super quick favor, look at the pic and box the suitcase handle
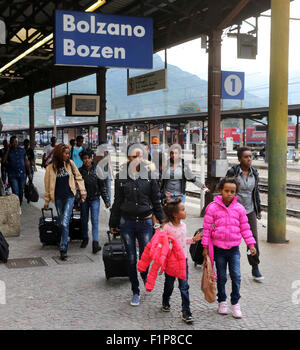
[106,230,126,256]
[42,208,54,220]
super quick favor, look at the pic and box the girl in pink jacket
[162,198,202,324]
[202,177,257,319]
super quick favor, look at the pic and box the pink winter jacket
[202,195,256,250]
[137,229,186,292]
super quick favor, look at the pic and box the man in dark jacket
[109,144,164,306]
[226,146,264,282]
[79,149,110,254]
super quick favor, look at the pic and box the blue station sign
[55,10,153,69]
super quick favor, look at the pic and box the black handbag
[0,232,9,263]
[24,180,39,203]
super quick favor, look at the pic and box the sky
[157,0,300,81]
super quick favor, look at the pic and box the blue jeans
[214,246,241,305]
[9,175,26,205]
[81,199,100,241]
[120,217,153,295]
[163,259,190,313]
[55,196,75,252]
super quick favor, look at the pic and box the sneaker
[218,301,228,315]
[161,300,171,312]
[182,310,194,324]
[252,267,264,282]
[130,294,140,306]
[231,303,242,319]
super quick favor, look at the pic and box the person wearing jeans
[55,195,75,253]
[109,143,164,307]
[79,149,110,254]
[44,143,86,260]
[119,216,153,296]
[2,136,32,208]
[214,246,241,306]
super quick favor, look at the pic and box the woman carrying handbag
[44,143,86,260]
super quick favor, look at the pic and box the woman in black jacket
[79,149,110,254]
[109,143,164,307]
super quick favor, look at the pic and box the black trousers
[246,211,260,267]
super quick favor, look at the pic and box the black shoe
[161,300,171,312]
[92,241,101,254]
[60,250,68,261]
[182,310,194,324]
[80,238,89,248]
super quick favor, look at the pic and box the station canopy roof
[0,0,271,105]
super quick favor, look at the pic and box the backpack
[0,232,9,263]
[24,181,39,203]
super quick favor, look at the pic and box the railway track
[185,190,300,219]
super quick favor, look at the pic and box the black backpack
[0,232,9,263]
[189,228,204,267]
[25,181,39,203]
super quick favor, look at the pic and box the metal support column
[295,115,299,149]
[29,93,35,149]
[205,29,222,209]
[97,68,107,144]
[267,0,290,243]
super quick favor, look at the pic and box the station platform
[0,168,300,330]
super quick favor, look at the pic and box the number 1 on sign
[231,78,236,92]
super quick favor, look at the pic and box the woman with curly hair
[44,143,86,260]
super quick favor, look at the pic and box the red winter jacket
[137,229,186,292]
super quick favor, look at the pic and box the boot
[80,237,89,248]
[92,241,101,254]
[60,250,68,261]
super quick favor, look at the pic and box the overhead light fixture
[0,0,106,74]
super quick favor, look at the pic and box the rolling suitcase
[102,231,128,280]
[69,209,84,241]
[39,208,61,246]
[189,228,204,267]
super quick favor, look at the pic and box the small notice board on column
[127,69,167,95]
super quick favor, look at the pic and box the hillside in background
[0,54,281,130]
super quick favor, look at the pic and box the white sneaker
[231,303,243,318]
[218,301,228,315]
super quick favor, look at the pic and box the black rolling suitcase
[102,231,128,280]
[189,228,204,267]
[39,208,61,246]
[69,210,84,241]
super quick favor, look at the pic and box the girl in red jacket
[202,177,257,319]
[162,198,202,324]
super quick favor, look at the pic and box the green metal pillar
[267,0,290,243]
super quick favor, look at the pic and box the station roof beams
[0,0,271,105]
[3,104,300,134]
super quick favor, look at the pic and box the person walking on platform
[79,149,110,254]
[161,198,202,324]
[70,135,85,169]
[23,139,36,180]
[2,136,32,208]
[202,177,257,319]
[109,143,164,307]
[0,139,8,184]
[226,146,264,282]
[44,143,86,261]
[160,144,208,204]
[42,136,56,168]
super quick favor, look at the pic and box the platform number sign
[221,71,244,100]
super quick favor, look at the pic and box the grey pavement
[1,168,300,330]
